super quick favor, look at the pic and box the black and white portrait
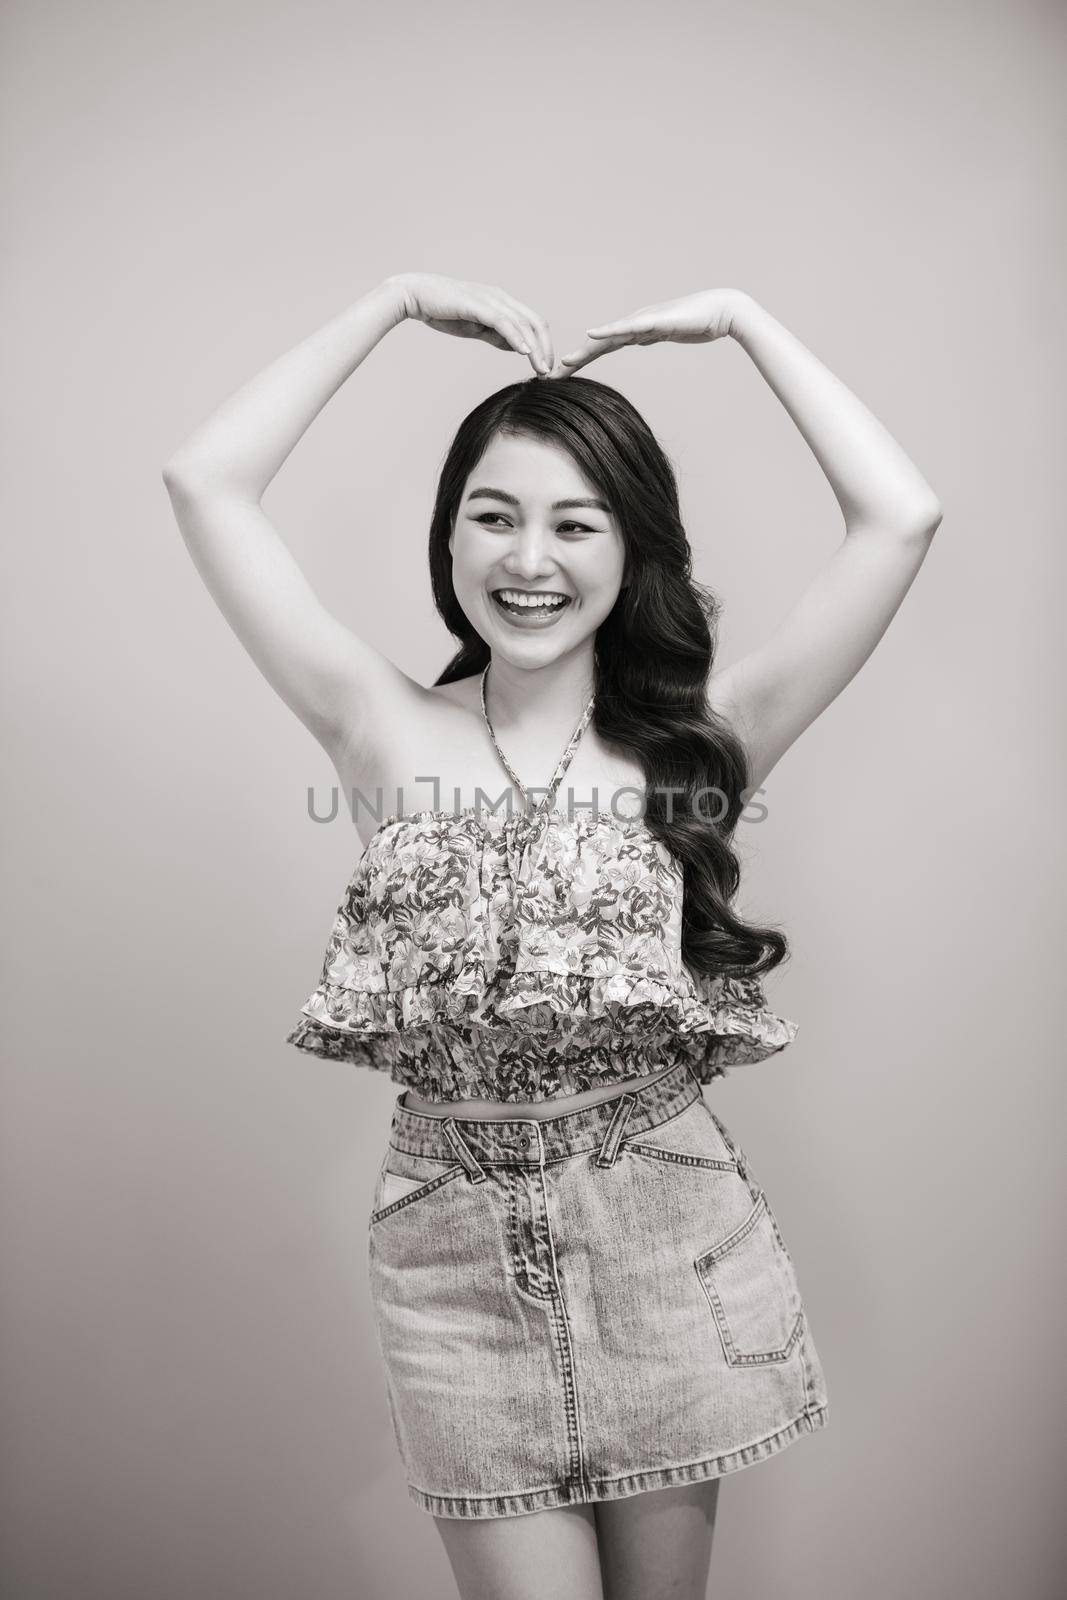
[3,3,1062,1597]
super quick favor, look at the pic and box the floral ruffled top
[286,682,798,1103]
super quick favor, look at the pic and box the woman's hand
[386,272,554,376]
[553,289,750,377]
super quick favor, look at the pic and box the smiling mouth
[490,588,573,615]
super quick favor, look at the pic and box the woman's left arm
[711,292,943,788]
[558,289,944,789]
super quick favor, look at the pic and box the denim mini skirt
[366,1060,829,1519]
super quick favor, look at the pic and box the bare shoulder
[328,662,479,825]
[426,676,477,711]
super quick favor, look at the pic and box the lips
[489,588,573,625]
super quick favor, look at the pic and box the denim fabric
[367,1060,829,1519]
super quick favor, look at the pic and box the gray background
[3,0,1064,1595]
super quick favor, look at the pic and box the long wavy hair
[427,375,788,980]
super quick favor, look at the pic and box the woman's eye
[474,513,592,534]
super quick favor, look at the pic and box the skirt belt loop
[441,1117,488,1184]
[595,1093,638,1169]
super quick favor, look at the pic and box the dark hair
[428,375,788,980]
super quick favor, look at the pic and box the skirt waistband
[388,1059,703,1170]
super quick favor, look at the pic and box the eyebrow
[466,486,613,515]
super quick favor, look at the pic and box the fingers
[498,293,554,374]
[556,307,674,375]
[489,311,545,373]
[588,294,672,333]
[526,312,556,375]
[586,311,660,338]
[557,349,606,376]
[488,307,537,365]
[556,333,629,375]
[559,313,644,369]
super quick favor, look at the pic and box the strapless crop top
[285,805,799,1103]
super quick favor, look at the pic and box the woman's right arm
[161,278,416,759]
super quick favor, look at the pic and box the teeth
[495,590,570,609]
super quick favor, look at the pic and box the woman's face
[448,431,627,665]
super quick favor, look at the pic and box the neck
[484,650,595,735]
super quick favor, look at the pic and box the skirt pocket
[621,1096,740,1172]
[370,1144,466,1227]
[694,1191,805,1367]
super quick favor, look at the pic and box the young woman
[163,273,941,1600]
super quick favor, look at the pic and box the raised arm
[708,292,944,789]
[161,280,416,757]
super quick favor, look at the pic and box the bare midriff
[402,1059,682,1121]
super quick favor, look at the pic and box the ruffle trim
[497,966,797,1051]
[286,964,797,1070]
[283,1016,751,1099]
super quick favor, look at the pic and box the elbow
[910,498,944,538]
[162,455,195,492]
[906,482,944,534]
[846,498,944,543]
[886,497,945,540]
[161,455,220,502]
[162,456,256,503]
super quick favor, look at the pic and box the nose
[502,531,560,582]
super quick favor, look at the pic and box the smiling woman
[449,434,628,638]
[163,268,939,1596]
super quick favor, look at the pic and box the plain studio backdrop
[2,1,1064,1596]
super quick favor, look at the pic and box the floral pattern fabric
[286,807,799,1103]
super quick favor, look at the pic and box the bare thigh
[433,1504,604,1600]
[596,1480,721,1600]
